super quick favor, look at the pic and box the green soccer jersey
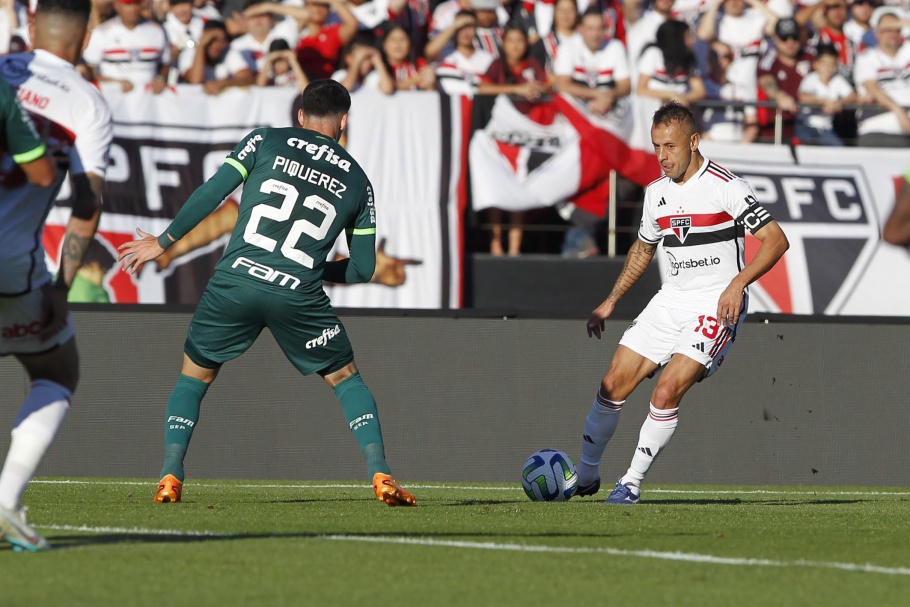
[215,127,376,296]
[0,78,46,165]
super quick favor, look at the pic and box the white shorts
[619,297,745,379]
[0,287,75,356]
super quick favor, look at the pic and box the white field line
[31,523,910,577]
[29,480,910,497]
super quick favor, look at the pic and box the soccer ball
[521,449,578,502]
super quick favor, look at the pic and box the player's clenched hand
[586,299,616,339]
[716,282,744,328]
[39,283,69,342]
[118,228,166,275]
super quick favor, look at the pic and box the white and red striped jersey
[637,46,699,95]
[435,48,494,96]
[717,10,767,60]
[0,50,113,296]
[553,33,629,90]
[853,43,910,135]
[82,17,171,86]
[639,158,773,312]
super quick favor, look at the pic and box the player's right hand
[586,300,615,339]
[118,228,166,275]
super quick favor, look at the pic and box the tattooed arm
[40,171,102,341]
[586,238,657,339]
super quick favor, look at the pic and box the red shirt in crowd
[296,24,344,80]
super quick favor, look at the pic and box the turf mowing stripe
[40,524,230,537]
[33,523,910,576]
[321,535,910,577]
[29,480,910,497]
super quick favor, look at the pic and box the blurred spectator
[477,23,548,256]
[256,38,309,89]
[624,0,674,82]
[636,19,705,106]
[853,6,910,146]
[0,0,27,55]
[233,1,301,74]
[380,21,436,90]
[179,19,255,93]
[797,0,856,79]
[669,0,711,25]
[529,0,578,78]
[384,0,432,57]
[193,0,223,20]
[700,40,760,142]
[294,0,360,79]
[697,0,779,53]
[82,0,171,94]
[845,0,877,48]
[553,7,630,116]
[163,0,205,84]
[757,17,813,141]
[797,43,857,144]
[332,35,395,92]
[426,0,508,60]
[434,10,495,95]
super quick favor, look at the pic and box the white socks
[577,393,624,485]
[0,380,70,511]
[621,403,679,491]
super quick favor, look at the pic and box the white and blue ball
[521,449,578,502]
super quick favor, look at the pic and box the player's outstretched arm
[716,220,789,326]
[587,238,657,339]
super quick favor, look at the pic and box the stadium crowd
[2,0,909,254]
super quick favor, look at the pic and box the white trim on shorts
[0,287,75,356]
[619,295,745,380]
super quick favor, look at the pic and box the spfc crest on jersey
[670,217,691,243]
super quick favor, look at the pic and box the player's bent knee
[651,382,685,409]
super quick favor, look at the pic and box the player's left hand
[716,283,744,328]
[38,282,69,342]
[118,228,166,275]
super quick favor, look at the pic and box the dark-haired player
[119,79,416,508]
[0,0,113,551]
[575,102,789,504]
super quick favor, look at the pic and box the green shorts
[184,274,354,375]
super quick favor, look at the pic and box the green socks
[333,372,391,478]
[160,374,209,481]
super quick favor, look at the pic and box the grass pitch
[3,479,909,606]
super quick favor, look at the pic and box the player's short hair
[652,101,699,137]
[35,0,92,20]
[300,79,351,118]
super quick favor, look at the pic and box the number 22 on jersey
[243,178,336,269]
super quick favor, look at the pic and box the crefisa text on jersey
[269,137,351,200]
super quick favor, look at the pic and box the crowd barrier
[1,309,907,486]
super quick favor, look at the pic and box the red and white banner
[469,94,660,217]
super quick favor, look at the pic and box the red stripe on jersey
[705,167,731,182]
[707,160,735,180]
[656,212,733,230]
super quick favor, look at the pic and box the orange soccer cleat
[153,474,183,503]
[372,473,416,507]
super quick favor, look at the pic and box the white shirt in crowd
[638,45,697,96]
[435,48,494,96]
[230,19,299,73]
[853,43,910,135]
[798,71,855,130]
[163,12,205,54]
[717,9,767,60]
[178,45,250,81]
[626,9,667,82]
[553,33,630,90]
[82,17,171,87]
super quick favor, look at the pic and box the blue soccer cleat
[0,506,50,552]
[604,479,640,505]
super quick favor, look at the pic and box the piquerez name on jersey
[639,159,773,309]
[215,127,375,296]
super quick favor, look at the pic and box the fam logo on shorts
[670,217,691,243]
[306,325,342,349]
[729,163,879,314]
